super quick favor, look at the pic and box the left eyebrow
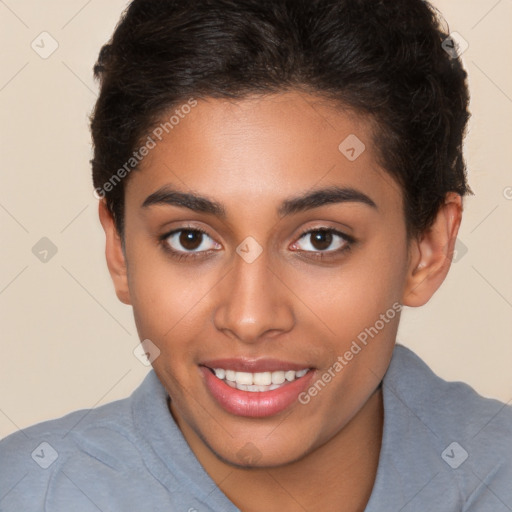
[278,185,377,217]
[141,184,377,217]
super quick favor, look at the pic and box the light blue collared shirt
[1,344,511,511]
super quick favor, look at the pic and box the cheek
[295,235,407,337]
[126,223,408,359]
[353,225,409,303]
[128,253,219,359]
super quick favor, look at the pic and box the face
[116,91,413,467]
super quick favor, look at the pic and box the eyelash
[158,226,355,262]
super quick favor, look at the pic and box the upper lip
[200,358,313,373]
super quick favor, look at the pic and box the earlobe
[402,192,462,307]
[98,200,132,305]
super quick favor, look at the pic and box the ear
[98,200,132,305]
[402,192,463,307]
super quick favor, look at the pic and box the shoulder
[380,344,512,510]
[388,344,512,443]
[0,376,149,511]
[0,391,139,461]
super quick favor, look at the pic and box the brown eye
[293,228,351,254]
[163,228,220,255]
[179,230,204,251]
[309,230,333,251]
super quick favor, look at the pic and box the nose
[213,249,295,344]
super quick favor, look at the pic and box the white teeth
[235,371,253,385]
[214,368,226,380]
[284,370,296,382]
[253,372,272,386]
[271,371,285,385]
[211,367,309,391]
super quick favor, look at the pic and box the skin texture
[99,90,462,511]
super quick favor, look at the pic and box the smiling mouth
[199,361,317,417]
[204,366,312,392]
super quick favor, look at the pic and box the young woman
[1,1,510,510]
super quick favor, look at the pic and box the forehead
[125,91,402,219]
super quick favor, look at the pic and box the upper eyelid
[162,226,349,239]
[162,226,352,251]
[294,228,353,249]
[298,227,350,238]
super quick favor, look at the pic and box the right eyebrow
[141,184,377,218]
[142,186,227,218]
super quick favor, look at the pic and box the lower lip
[200,366,315,418]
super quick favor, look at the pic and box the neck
[170,385,384,512]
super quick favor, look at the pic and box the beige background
[0,0,511,439]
